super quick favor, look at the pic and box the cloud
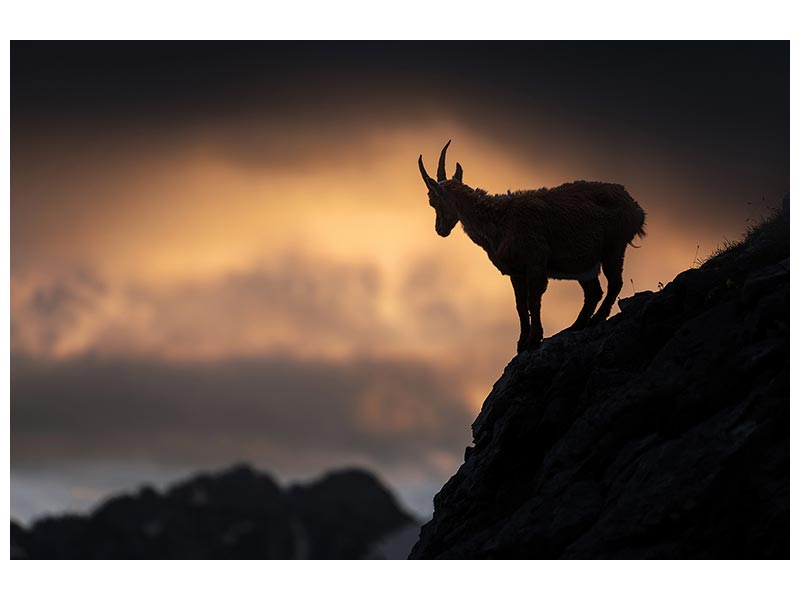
[10,249,525,379]
[11,352,473,472]
[11,254,389,360]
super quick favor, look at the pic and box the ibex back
[419,141,646,352]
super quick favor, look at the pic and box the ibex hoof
[518,337,542,353]
[587,314,608,328]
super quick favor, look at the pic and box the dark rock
[741,262,789,305]
[10,521,30,559]
[12,465,416,560]
[410,208,788,559]
[617,291,654,315]
[288,469,415,559]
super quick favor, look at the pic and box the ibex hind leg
[588,246,626,327]
[566,277,603,331]
[511,275,531,354]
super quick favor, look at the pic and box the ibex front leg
[511,275,530,354]
[524,268,548,351]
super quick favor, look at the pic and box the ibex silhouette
[419,141,646,352]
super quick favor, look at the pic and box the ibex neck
[448,188,500,252]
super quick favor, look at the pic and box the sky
[10,41,789,522]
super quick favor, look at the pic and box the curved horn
[454,162,463,182]
[418,155,433,183]
[419,155,443,195]
[437,140,451,181]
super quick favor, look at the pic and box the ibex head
[419,140,464,237]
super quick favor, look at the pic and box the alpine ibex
[418,141,646,352]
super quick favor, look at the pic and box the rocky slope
[411,208,789,559]
[11,465,416,559]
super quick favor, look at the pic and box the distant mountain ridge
[11,465,417,559]
[411,205,789,559]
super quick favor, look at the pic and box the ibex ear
[454,162,463,182]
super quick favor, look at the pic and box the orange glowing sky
[11,123,777,388]
[10,41,788,520]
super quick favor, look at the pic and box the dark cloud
[12,42,788,179]
[12,42,788,135]
[11,270,108,355]
[11,352,473,470]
